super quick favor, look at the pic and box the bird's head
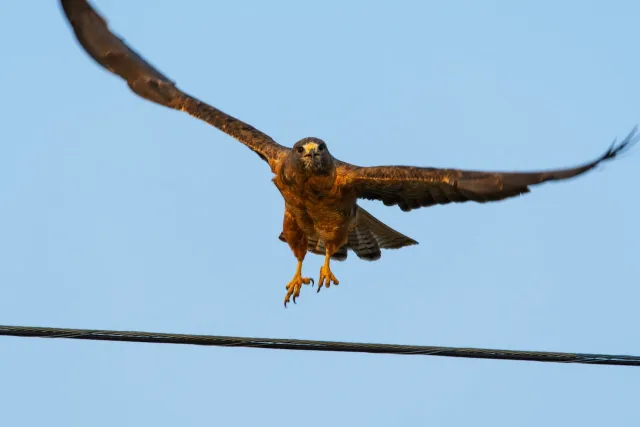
[290,137,334,174]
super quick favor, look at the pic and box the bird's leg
[317,249,340,292]
[284,260,314,307]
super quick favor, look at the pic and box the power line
[0,324,638,366]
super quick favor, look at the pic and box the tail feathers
[278,206,417,262]
[349,207,418,261]
[348,224,381,261]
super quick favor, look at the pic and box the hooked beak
[303,142,319,158]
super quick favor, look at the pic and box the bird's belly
[273,176,356,242]
[288,198,355,242]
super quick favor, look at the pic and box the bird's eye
[318,144,325,151]
[296,146,304,154]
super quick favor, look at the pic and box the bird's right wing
[60,0,289,170]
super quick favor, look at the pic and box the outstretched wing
[342,127,638,212]
[60,0,289,170]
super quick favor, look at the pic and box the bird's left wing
[60,0,289,170]
[340,127,637,212]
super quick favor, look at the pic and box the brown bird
[60,0,637,306]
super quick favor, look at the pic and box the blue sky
[1,0,639,425]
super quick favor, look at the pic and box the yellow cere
[303,142,318,152]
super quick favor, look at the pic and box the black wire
[0,324,638,366]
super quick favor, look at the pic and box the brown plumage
[279,207,416,262]
[60,0,637,306]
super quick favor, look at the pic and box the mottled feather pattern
[278,206,417,261]
[60,0,289,170]
[340,126,638,211]
[62,0,637,302]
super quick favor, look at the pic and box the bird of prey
[61,0,637,306]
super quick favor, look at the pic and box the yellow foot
[317,264,339,293]
[284,274,314,307]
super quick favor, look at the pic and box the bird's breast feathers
[273,171,355,231]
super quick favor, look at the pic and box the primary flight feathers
[60,0,637,211]
[60,0,636,305]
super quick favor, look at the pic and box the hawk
[61,0,637,306]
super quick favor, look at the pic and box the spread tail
[347,206,418,261]
[278,206,417,261]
